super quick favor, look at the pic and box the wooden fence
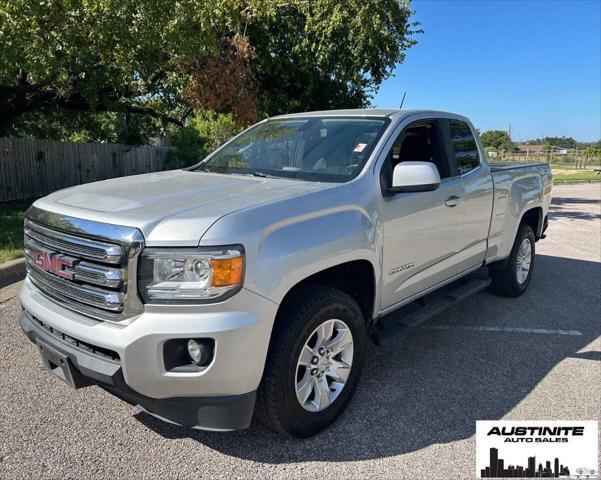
[0,138,179,202]
[488,148,601,168]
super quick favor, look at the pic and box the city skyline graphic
[480,447,571,478]
[476,421,598,480]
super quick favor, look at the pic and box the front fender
[253,206,378,303]
[199,182,381,306]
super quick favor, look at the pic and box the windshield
[193,116,389,182]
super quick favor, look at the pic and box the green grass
[0,201,32,263]
[551,167,601,184]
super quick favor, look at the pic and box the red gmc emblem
[32,249,77,280]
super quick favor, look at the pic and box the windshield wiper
[250,171,270,178]
[245,171,288,179]
[191,164,212,173]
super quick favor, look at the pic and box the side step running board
[372,276,491,345]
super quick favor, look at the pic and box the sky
[373,0,601,142]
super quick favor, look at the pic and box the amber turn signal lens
[210,256,244,287]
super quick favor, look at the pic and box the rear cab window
[449,120,480,175]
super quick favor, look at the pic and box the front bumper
[19,278,278,430]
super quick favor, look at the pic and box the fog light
[187,339,203,364]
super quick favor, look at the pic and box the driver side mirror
[388,161,441,194]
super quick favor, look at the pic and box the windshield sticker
[354,143,367,152]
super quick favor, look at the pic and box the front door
[380,120,466,311]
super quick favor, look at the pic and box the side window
[449,120,480,175]
[380,121,451,193]
[388,122,449,179]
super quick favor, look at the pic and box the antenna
[399,91,407,109]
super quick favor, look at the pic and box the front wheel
[490,224,536,297]
[255,285,367,437]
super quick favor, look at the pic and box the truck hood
[33,170,328,245]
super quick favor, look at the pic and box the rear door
[446,119,494,268]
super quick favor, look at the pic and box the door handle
[445,196,461,207]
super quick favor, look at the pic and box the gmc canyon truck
[20,109,552,437]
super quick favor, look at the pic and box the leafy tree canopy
[522,136,579,149]
[168,111,242,167]
[480,130,513,151]
[540,136,577,149]
[0,0,419,140]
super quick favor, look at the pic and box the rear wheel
[256,285,367,437]
[490,224,536,297]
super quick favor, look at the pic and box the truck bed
[489,162,549,171]
[486,161,553,265]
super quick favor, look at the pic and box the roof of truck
[272,108,461,119]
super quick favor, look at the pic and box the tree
[7,108,163,144]
[184,1,420,122]
[0,0,221,135]
[540,136,577,149]
[246,0,419,116]
[168,111,243,167]
[1,0,419,140]
[480,130,513,151]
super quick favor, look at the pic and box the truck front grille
[24,223,122,263]
[24,210,144,322]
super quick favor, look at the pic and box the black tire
[255,285,367,438]
[490,224,536,297]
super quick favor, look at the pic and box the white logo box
[476,420,598,479]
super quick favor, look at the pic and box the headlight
[138,246,244,303]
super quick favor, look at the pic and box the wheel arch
[275,259,377,327]
[520,206,544,240]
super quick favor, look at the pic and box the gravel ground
[1,184,599,479]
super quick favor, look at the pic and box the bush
[168,111,243,168]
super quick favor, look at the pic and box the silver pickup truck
[20,109,552,437]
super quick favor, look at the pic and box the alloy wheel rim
[516,237,532,285]
[295,319,354,412]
